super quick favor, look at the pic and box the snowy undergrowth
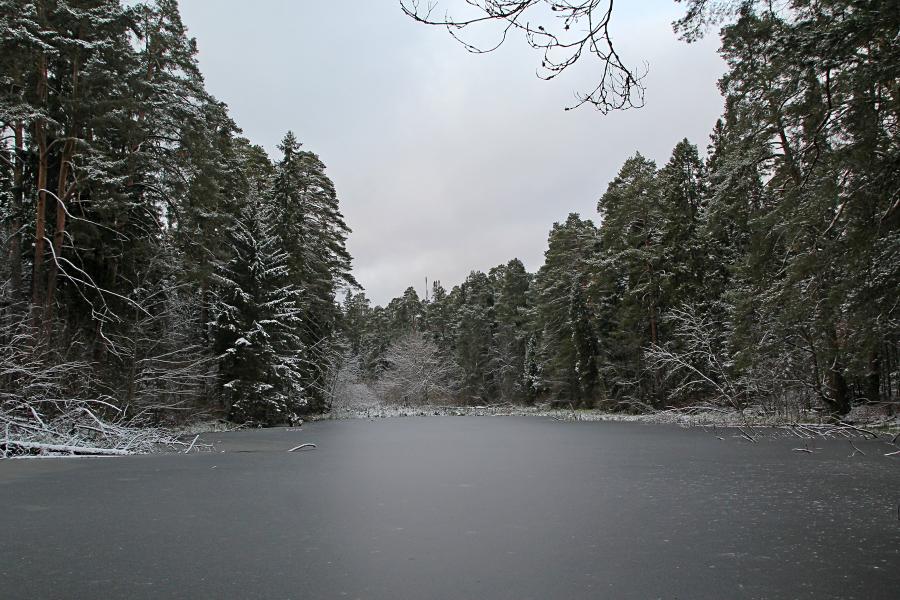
[169,419,245,436]
[325,385,900,434]
[0,398,218,458]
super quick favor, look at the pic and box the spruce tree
[271,131,357,411]
[212,189,305,425]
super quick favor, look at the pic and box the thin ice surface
[1,418,898,599]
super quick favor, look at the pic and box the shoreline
[320,403,900,432]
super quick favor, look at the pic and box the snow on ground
[325,382,900,433]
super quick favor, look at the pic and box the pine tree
[707,3,900,413]
[531,213,600,405]
[453,271,497,402]
[490,259,530,402]
[388,286,423,333]
[422,280,454,353]
[655,139,706,316]
[593,155,664,405]
[341,290,372,356]
[569,271,599,402]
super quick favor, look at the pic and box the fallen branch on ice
[184,434,200,454]
[835,421,879,439]
[288,443,317,452]
[1,400,193,458]
[1,439,131,456]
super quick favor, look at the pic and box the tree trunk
[9,121,24,295]
[31,7,49,317]
[866,351,881,404]
[44,24,82,326]
[199,269,209,344]
[826,363,851,415]
[769,99,803,187]
[824,323,851,415]
[645,233,659,346]
[43,139,75,325]
[32,118,48,310]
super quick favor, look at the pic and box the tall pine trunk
[9,121,24,295]
[826,364,850,415]
[44,25,82,326]
[32,118,48,311]
[31,5,49,319]
[866,351,881,405]
[43,138,75,325]
[825,326,850,415]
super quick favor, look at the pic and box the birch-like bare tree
[376,332,460,406]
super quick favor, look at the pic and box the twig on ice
[738,427,757,443]
[884,449,900,457]
[836,421,879,439]
[784,426,805,439]
[184,434,200,454]
[849,440,866,457]
[288,443,317,452]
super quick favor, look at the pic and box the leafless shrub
[645,305,745,409]
[0,299,204,457]
[646,304,811,417]
[375,332,460,406]
[104,280,217,419]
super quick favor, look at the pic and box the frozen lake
[2,417,899,599]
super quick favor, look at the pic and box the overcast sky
[178,0,727,306]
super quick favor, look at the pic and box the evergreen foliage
[0,0,356,427]
[211,190,305,424]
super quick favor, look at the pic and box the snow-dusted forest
[0,0,356,454]
[1,0,898,456]
[345,1,899,420]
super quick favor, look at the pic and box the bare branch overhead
[399,0,647,112]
